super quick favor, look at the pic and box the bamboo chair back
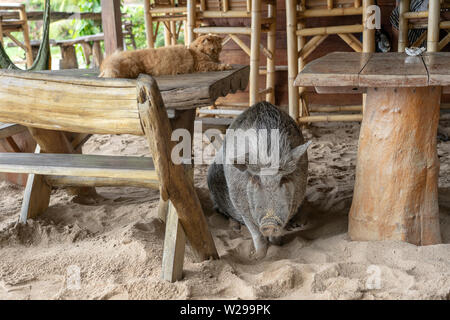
[286,0,375,124]
[190,0,277,111]
[144,0,188,48]
[0,4,33,68]
[397,0,450,52]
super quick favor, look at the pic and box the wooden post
[249,0,262,106]
[161,200,186,282]
[349,87,442,245]
[398,0,410,52]
[144,0,154,48]
[59,45,79,69]
[0,17,3,45]
[137,74,218,262]
[19,145,51,223]
[286,0,299,120]
[92,41,104,68]
[18,4,33,68]
[101,0,123,56]
[187,0,196,45]
[427,0,440,52]
[266,1,276,104]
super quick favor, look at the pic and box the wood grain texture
[359,53,428,87]
[0,66,249,135]
[349,87,442,245]
[295,52,450,88]
[294,52,372,87]
[0,153,158,181]
[137,74,218,262]
[422,52,450,87]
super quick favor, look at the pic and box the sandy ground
[0,121,449,300]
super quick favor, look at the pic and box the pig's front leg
[243,216,268,259]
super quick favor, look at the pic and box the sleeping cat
[99,35,232,78]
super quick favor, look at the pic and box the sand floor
[0,121,449,300]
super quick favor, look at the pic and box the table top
[0,65,249,110]
[294,52,450,88]
[0,65,249,135]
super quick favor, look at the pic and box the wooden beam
[137,74,218,262]
[101,0,123,56]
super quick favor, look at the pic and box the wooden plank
[161,201,186,282]
[46,176,160,189]
[0,123,27,140]
[0,153,158,181]
[422,52,450,87]
[359,53,428,87]
[101,0,123,56]
[294,52,372,87]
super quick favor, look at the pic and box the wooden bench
[54,34,104,69]
[0,65,249,281]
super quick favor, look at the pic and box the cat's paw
[220,63,233,71]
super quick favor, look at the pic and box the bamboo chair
[0,74,218,282]
[144,0,192,47]
[286,0,376,123]
[187,0,277,108]
[397,0,450,112]
[0,3,33,68]
[398,0,450,52]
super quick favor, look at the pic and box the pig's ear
[290,141,312,162]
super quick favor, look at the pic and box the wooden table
[0,65,249,281]
[295,52,450,246]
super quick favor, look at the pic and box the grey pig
[207,102,311,259]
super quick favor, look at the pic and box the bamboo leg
[19,145,51,223]
[362,0,375,115]
[398,0,410,52]
[144,0,154,48]
[266,2,276,104]
[249,0,262,106]
[362,0,375,53]
[427,0,440,52]
[164,22,171,46]
[161,200,186,282]
[349,87,442,245]
[187,0,196,45]
[286,0,299,120]
[170,20,177,45]
[0,17,3,45]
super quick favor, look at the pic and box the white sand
[0,122,449,300]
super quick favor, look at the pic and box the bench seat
[0,153,158,183]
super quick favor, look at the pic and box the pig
[207,101,311,259]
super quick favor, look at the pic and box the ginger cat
[99,35,232,78]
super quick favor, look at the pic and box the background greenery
[3,0,179,68]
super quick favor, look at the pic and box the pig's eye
[250,174,261,186]
[280,176,290,186]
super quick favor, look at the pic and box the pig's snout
[260,223,281,237]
